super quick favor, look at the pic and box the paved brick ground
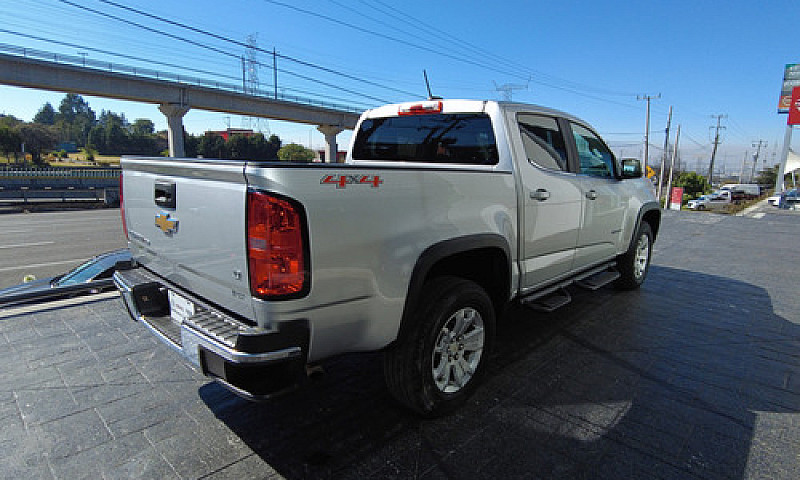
[2,208,799,479]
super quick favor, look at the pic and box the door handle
[530,189,550,201]
[154,180,176,208]
[585,190,598,200]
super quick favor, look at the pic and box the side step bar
[524,288,572,312]
[520,262,618,312]
[575,270,620,291]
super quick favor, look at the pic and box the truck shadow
[200,265,800,479]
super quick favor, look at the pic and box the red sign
[669,187,684,211]
[789,87,800,125]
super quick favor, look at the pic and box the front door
[568,122,628,267]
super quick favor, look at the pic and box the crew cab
[114,99,660,415]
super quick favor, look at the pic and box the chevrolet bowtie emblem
[155,213,179,234]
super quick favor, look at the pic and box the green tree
[198,133,226,158]
[15,123,58,164]
[755,164,778,188]
[83,145,98,162]
[55,94,96,146]
[673,171,710,198]
[33,102,56,125]
[0,114,22,129]
[277,143,315,162]
[0,125,21,161]
[265,134,282,160]
[131,118,155,137]
[226,134,251,159]
[58,93,94,123]
[87,125,105,153]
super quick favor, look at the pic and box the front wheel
[615,222,653,290]
[384,277,495,417]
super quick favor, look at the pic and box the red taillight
[398,100,443,116]
[119,172,128,240]
[247,191,308,299]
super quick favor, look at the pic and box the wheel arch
[396,234,512,342]
[633,202,661,247]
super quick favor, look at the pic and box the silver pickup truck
[114,99,660,416]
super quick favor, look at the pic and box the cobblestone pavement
[2,209,799,479]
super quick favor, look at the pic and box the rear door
[121,157,253,319]
[511,112,583,290]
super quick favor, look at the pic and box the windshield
[54,251,126,286]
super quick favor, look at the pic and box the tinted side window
[352,114,498,165]
[570,123,615,178]
[517,114,568,171]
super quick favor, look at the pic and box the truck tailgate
[121,157,253,320]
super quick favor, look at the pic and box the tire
[697,205,705,211]
[615,222,653,290]
[384,276,495,417]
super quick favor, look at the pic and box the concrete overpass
[0,52,362,160]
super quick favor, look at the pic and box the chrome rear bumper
[113,267,309,400]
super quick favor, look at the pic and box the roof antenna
[423,70,442,100]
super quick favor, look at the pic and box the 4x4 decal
[321,174,383,189]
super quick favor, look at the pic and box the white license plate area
[168,290,195,324]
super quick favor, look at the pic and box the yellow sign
[646,166,656,179]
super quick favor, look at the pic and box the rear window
[352,113,498,165]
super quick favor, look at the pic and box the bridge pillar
[159,104,190,158]
[317,125,344,163]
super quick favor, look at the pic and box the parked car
[779,189,800,209]
[0,249,131,307]
[767,192,782,206]
[687,192,729,210]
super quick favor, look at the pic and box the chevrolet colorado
[114,99,660,415]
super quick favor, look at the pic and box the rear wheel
[384,276,495,416]
[615,222,653,290]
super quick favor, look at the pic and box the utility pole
[664,125,681,210]
[739,150,748,183]
[706,114,727,186]
[657,106,673,200]
[750,139,767,183]
[638,94,660,170]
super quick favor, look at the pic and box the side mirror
[620,158,642,179]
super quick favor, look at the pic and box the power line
[54,0,398,103]
[360,0,638,97]
[258,0,642,107]
[0,28,242,84]
[95,0,420,99]
[45,0,646,110]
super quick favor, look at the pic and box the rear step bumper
[113,267,309,401]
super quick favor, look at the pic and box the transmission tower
[493,77,530,101]
[242,34,270,135]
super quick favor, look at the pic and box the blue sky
[0,0,797,174]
